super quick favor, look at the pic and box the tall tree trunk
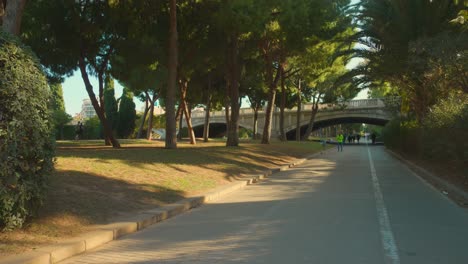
[224,70,230,139]
[262,87,276,144]
[97,71,111,145]
[413,83,431,126]
[165,0,178,149]
[279,66,286,141]
[253,106,259,140]
[146,93,156,141]
[302,97,319,140]
[0,0,5,26]
[186,105,196,144]
[226,35,240,147]
[2,0,26,36]
[296,79,302,141]
[261,54,281,144]
[175,104,183,140]
[175,103,182,125]
[78,56,120,148]
[203,75,212,142]
[180,80,196,144]
[137,92,150,139]
[224,94,230,131]
[203,94,211,142]
[178,108,183,140]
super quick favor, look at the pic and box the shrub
[382,118,401,150]
[52,109,72,140]
[84,116,103,139]
[422,92,468,161]
[383,91,468,162]
[239,127,252,139]
[0,32,55,230]
[59,125,77,140]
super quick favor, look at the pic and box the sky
[62,72,145,116]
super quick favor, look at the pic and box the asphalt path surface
[62,144,468,264]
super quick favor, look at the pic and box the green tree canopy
[21,0,165,147]
[340,0,466,123]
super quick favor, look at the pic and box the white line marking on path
[367,146,401,264]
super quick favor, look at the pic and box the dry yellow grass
[0,139,328,257]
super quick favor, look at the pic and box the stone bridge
[183,98,396,139]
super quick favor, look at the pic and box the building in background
[80,99,96,119]
[138,105,166,115]
[154,106,165,115]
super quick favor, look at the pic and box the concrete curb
[0,150,325,264]
[385,148,468,207]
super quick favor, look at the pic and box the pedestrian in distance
[336,132,344,152]
[75,121,83,140]
[357,134,361,144]
[371,133,376,145]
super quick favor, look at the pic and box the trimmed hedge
[55,125,76,140]
[0,32,55,230]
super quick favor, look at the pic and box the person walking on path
[75,122,83,140]
[371,133,376,145]
[336,132,344,152]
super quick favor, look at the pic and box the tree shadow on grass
[56,144,309,167]
[0,170,186,257]
[56,144,320,185]
[40,170,186,224]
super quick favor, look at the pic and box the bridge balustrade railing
[189,98,391,118]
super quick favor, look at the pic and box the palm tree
[340,0,465,123]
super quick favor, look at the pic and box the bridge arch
[191,122,252,138]
[285,116,390,140]
[185,99,396,140]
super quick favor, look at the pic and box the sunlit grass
[1,139,330,256]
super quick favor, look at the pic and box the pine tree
[50,82,71,140]
[104,76,118,133]
[117,88,136,138]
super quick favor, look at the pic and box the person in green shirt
[336,132,344,152]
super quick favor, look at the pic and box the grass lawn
[0,139,329,257]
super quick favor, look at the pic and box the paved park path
[62,145,468,264]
